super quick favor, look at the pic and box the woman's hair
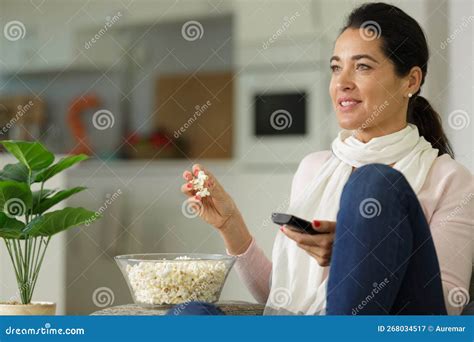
[341,2,454,158]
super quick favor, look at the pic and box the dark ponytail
[342,2,454,158]
[409,95,453,157]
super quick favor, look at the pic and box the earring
[408,93,413,98]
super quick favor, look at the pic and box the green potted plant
[0,140,99,315]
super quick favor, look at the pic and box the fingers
[181,164,219,198]
[192,163,207,177]
[296,243,324,258]
[180,182,195,198]
[316,253,331,267]
[192,164,215,186]
[296,243,331,267]
[281,226,316,245]
[310,251,331,267]
[183,170,193,181]
[191,164,222,194]
[311,220,336,234]
[281,225,333,267]
[281,226,333,249]
[181,168,200,199]
[183,165,212,182]
[192,164,203,176]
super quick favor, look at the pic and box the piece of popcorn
[196,188,210,198]
[190,170,210,198]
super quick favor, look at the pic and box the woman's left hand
[280,220,336,267]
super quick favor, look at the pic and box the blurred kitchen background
[0,0,472,314]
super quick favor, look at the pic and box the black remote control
[271,212,319,235]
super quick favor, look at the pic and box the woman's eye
[330,65,341,72]
[356,64,371,71]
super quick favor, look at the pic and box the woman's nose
[336,70,356,91]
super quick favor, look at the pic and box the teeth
[341,101,358,107]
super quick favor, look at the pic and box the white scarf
[264,124,438,315]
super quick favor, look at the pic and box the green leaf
[0,140,54,171]
[32,189,56,204]
[0,163,30,183]
[35,154,88,182]
[0,181,33,217]
[33,189,57,204]
[32,187,86,214]
[24,207,99,237]
[0,213,25,238]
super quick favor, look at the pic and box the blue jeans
[168,163,447,315]
[326,163,446,315]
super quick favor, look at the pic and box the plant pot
[0,301,56,315]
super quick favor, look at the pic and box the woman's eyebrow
[330,54,380,64]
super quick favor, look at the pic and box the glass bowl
[115,253,236,308]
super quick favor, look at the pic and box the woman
[176,2,473,315]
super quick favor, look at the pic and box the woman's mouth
[337,98,362,112]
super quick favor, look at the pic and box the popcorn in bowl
[115,253,235,307]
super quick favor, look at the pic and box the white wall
[445,0,473,172]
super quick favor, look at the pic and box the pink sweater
[230,150,473,315]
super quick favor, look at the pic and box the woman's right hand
[180,164,237,230]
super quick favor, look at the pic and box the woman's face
[329,28,408,138]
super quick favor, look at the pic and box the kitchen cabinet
[0,0,230,74]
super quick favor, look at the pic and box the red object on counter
[67,94,100,155]
[125,132,140,146]
[150,131,171,148]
